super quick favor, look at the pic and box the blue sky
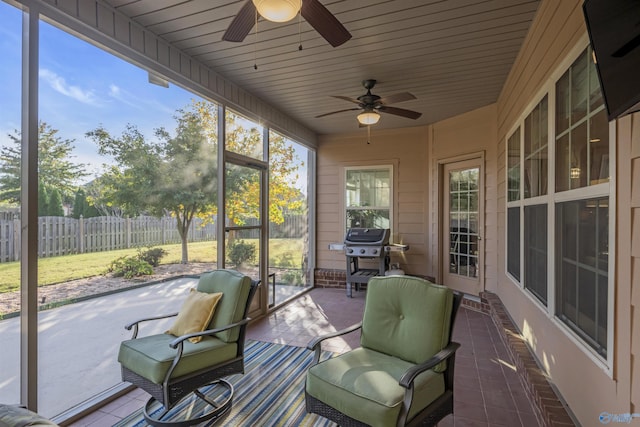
[0,2,307,192]
[1,2,200,179]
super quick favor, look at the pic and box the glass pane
[589,47,604,111]
[225,162,260,283]
[346,209,389,229]
[507,207,520,281]
[32,17,220,417]
[267,130,311,307]
[225,110,264,160]
[571,50,589,124]
[556,71,570,134]
[507,128,520,202]
[589,109,609,185]
[0,1,22,408]
[524,96,548,198]
[555,133,570,192]
[556,197,608,356]
[449,168,479,278]
[524,205,547,304]
[570,122,588,189]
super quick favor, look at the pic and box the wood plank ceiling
[102,0,541,135]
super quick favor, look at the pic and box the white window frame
[343,164,393,234]
[503,38,615,373]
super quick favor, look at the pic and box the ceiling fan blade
[331,95,361,105]
[378,106,422,120]
[301,0,352,47]
[222,0,256,42]
[377,92,417,105]
[315,108,361,118]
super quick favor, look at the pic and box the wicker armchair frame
[120,278,259,427]
[305,291,462,427]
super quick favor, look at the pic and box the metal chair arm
[306,321,362,364]
[124,312,179,339]
[168,318,252,349]
[398,342,461,388]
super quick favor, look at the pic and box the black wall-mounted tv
[583,0,640,121]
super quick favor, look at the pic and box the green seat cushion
[197,269,252,343]
[118,334,237,384]
[361,276,453,370]
[306,347,445,427]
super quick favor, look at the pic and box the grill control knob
[360,249,366,254]
[347,248,353,254]
[372,249,378,254]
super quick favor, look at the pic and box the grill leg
[347,282,352,298]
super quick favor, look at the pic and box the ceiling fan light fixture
[357,111,380,125]
[252,0,301,23]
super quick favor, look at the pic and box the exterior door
[442,159,483,295]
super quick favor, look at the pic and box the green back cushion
[196,269,251,343]
[361,276,453,365]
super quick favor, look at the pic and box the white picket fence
[0,214,306,262]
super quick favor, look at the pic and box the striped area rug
[115,340,337,426]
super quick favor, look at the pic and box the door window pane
[449,168,479,278]
[556,198,608,356]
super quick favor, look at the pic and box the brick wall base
[479,292,576,426]
[313,269,576,426]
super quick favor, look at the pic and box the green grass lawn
[0,238,304,294]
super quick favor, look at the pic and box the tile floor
[69,287,541,427]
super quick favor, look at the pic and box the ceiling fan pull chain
[367,125,371,144]
[254,8,258,70]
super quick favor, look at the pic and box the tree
[48,188,64,216]
[86,102,218,264]
[0,122,88,205]
[38,184,49,216]
[72,188,99,218]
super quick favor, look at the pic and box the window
[505,46,611,359]
[556,198,608,357]
[345,166,391,231]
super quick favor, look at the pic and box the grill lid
[344,228,390,245]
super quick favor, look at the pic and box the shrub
[282,270,303,286]
[138,247,167,267]
[227,240,256,266]
[108,256,153,279]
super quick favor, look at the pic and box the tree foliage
[0,122,88,205]
[86,102,218,263]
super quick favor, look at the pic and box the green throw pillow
[166,288,222,343]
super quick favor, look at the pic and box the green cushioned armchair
[305,275,462,427]
[117,269,258,426]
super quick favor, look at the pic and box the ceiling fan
[222,0,352,48]
[316,79,423,125]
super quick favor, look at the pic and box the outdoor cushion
[166,288,222,343]
[197,269,252,343]
[360,275,453,369]
[306,347,445,426]
[0,404,58,427]
[118,334,237,384]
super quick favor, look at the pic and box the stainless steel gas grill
[344,228,390,297]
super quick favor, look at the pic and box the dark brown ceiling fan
[222,0,351,48]
[316,79,422,125]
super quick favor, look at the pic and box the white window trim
[503,36,616,375]
[343,164,394,236]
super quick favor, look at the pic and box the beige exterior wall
[430,105,498,292]
[316,126,431,277]
[493,0,636,424]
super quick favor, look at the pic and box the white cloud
[39,68,100,106]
